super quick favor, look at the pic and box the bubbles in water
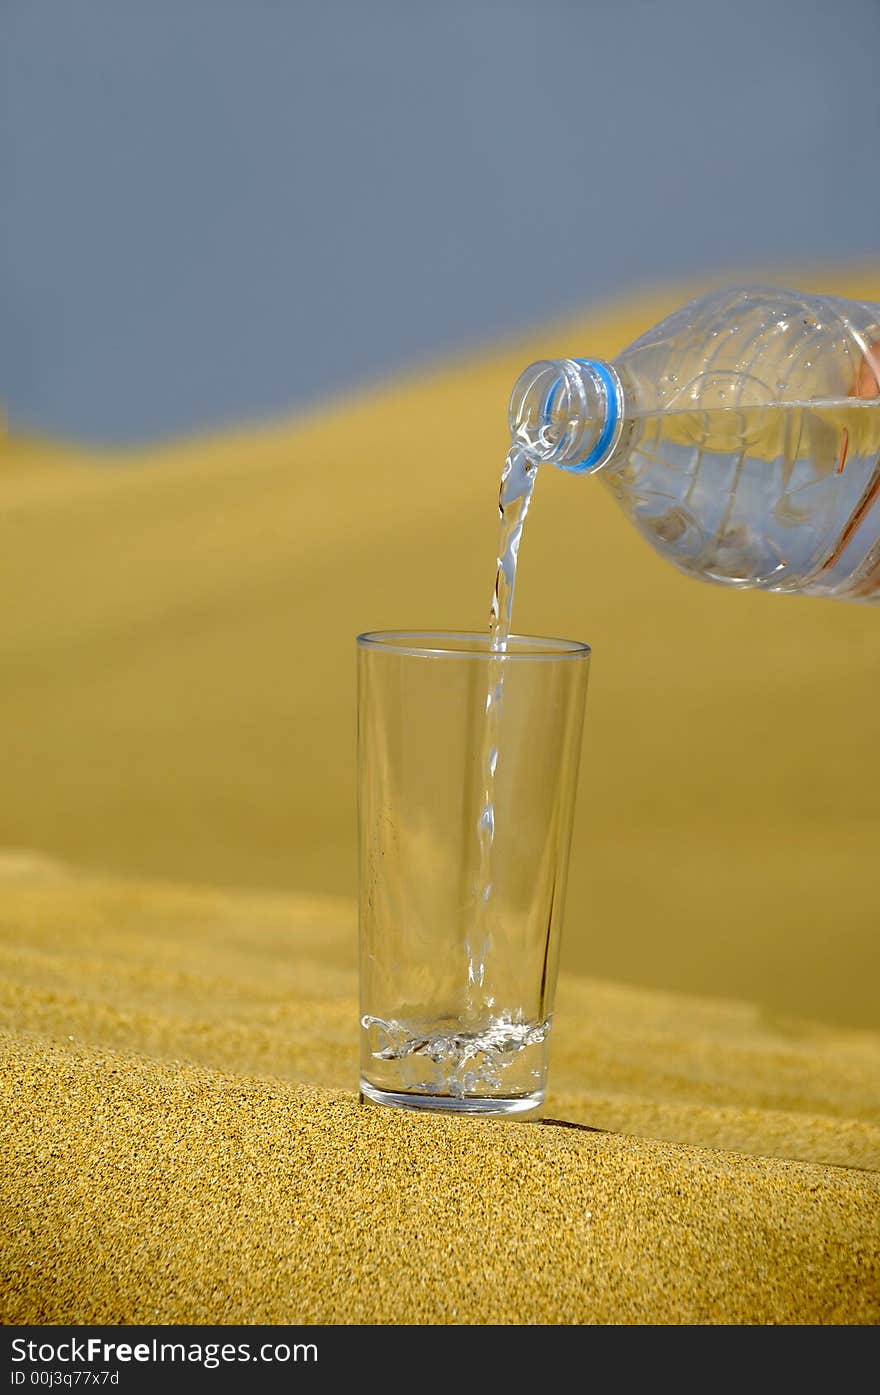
[361,1013,552,1098]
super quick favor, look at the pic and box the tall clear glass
[357,631,590,1118]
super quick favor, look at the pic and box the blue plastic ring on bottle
[541,358,620,474]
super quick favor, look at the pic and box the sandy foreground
[1,853,878,1325]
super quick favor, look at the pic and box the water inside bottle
[613,399,880,599]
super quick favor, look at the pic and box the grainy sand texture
[2,856,878,1325]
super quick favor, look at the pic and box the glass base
[359,1077,544,1119]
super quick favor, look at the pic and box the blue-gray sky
[3,0,879,443]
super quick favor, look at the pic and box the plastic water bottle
[509,286,880,601]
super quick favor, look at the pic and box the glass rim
[356,630,591,660]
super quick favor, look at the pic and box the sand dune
[2,855,878,1324]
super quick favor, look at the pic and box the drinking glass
[357,630,590,1118]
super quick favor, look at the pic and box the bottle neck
[508,357,625,474]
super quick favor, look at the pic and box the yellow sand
[2,854,879,1324]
